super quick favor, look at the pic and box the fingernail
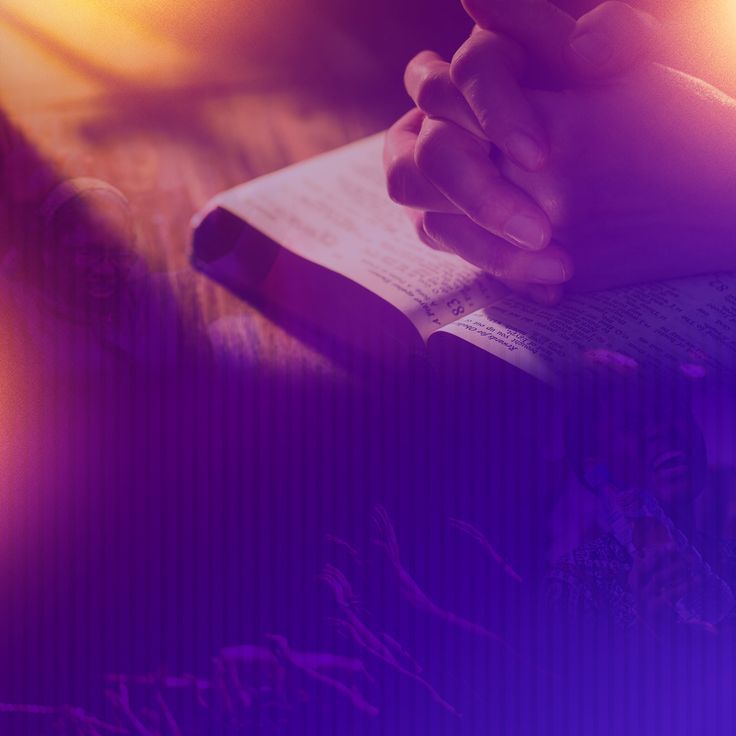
[503,214,547,251]
[505,131,545,171]
[568,33,613,68]
[527,256,568,284]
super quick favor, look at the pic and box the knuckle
[415,71,447,114]
[472,101,496,139]
[450,33,521,87]
[469,191,511,232]
[385,157,412,204]
[449,44,480,88]
[413,123,448,176]
[408,49,440,69]
[407,49,428,65]
[465,198,493,228]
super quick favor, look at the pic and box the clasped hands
[385,0,736,303]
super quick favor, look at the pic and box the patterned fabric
[547,533,639,627]
[546,531,736,629]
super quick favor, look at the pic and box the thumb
[566,1,661,78]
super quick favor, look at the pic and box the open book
[191,134,736,384]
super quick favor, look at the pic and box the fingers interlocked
[384,0,662,300]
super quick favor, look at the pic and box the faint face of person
[591,399,706,512]
[622,419,702,510]
[44,189,139,315]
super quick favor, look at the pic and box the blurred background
[0,0,470,111]
[3,0,736,112]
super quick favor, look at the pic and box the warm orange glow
[0,0,195,92]
[0,318,22,488]
[0,0,293,110]
[665,0,736,96]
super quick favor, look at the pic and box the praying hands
[385,1,736,302]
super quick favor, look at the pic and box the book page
[207,134,506,340]
[436,275,736,384]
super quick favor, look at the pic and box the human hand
[385,1,662,296]
[628,542,699,625]
[389,40,736,291]
[461,0,660,83]
[432,57,736,290]
[384,107,570,303]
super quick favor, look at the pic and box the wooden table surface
[0,2,418,377]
